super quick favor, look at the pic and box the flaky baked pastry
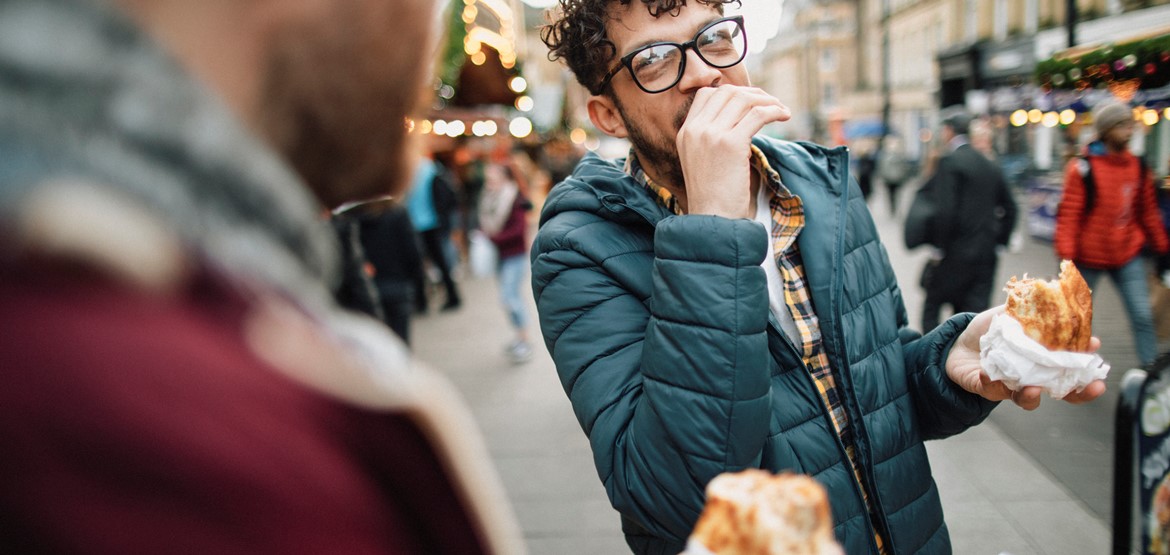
[1004,260,1093,352]
[689,470,842,555]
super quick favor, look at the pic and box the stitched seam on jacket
[866,412,916,467]
[838,282,887,319]
[584,381,639,436]
[724,224,741,467]
[566,324,639,399]
[641,372,765,403]
[651,314,737,335]
[849,335,898,369]
[555,288,628,341]
[885,481,940,552]
[766,415,832,440]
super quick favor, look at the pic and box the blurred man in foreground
[0,0,520,552]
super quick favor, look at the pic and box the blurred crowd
[851,105,1170,366]
[330,133,582,362]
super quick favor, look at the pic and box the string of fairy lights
[1007,106,1168,128]
[413,0,544,140]
[1017,31,1170,129]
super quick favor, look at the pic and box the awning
[843,120,887,139]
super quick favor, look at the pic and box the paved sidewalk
[410,185,1112,554]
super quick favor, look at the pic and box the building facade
[765,0,1170,168]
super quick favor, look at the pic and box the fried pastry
[689,469,842,555]
[1004,259,1093,352]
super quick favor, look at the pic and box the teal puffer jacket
[530,136,998,554]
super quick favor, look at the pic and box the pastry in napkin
[981,260,1108,398]
[1003,259,1092,352]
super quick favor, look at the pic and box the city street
[410,182,1136,554]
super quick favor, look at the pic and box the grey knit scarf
[0,0,340,305]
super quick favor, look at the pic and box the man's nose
[675,48,722,92]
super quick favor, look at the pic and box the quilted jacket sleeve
[901,313,999,440]
[531,212,772,543]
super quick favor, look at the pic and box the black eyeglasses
[597,16,747,94]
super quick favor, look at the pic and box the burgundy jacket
[0,1,522,551]
[487,196,531,259]
[0,254,516,554]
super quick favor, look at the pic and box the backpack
[1073,155,1149,216]
[903,174,939,250]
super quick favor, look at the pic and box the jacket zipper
[829,151,893,554]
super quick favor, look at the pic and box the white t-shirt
[753,186,799,342]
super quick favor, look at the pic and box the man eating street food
[530,1,1107,553]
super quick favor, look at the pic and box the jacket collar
[542,136,851,227]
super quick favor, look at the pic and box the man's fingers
[728,105,792,138]
[1089,336,1102,353]
[1063,380,1107,404]
[1011,386,1043,410]
[687,86,788,132]
[976,374,1015,402]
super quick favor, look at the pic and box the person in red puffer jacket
[1055,101,1170,365]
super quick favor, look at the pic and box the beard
[257,2,434,209]
[612,93,693,189]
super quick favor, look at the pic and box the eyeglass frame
[596,15,748,95]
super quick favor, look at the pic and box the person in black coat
[921,108,1018,330]
[354,199,426,344]
[330,211,385,322]
[854,148,876,200]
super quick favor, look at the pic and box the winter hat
[1093,102,1133,135]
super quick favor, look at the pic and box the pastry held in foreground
[686,469,843,555]
[1004,259,1093,352]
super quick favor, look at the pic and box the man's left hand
[944,306,1107,410]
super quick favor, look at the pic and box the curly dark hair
[541,0,739,96]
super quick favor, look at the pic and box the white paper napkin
[979,313,1110,399]
[681,539,716,555]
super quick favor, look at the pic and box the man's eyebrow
[618,16,723,56]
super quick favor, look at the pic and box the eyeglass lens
[629,19,746,93]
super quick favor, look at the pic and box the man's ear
[587,95,628,139]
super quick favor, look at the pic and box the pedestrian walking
[877,134,914,216]
[531,2,1099,554]
[355,199,426,345]
[1055,101,1170,366]
[855,147,876,200]
[478,163,534,364]
[330,209,386,321]
[919,108,1019,331]
[0,0,521,552]
[406,155,463,312]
